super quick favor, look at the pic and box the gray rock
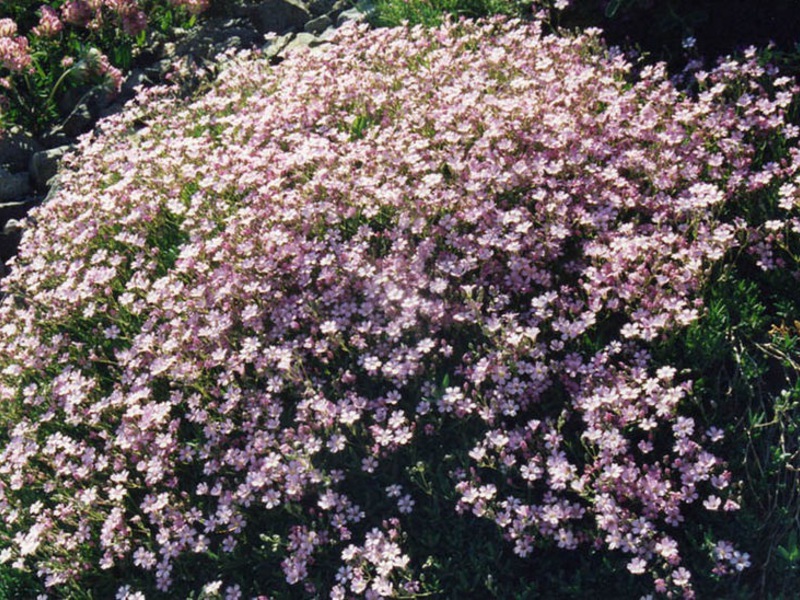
[318,25,339,41]
[281,32,330,56]
[60,87,115,138]
[161,42,178,60]
[247,0,312,35]
[0,199,36,228]
[304,14,332,33]
[96,70,154,123]
[44,175,63,203]
[144,58,175,82]
[176,17,261,59]
[306,0,337,15]
[40,128,72,150]
[337,4,374,25]
[0,133,43,173]
[56,85,92,119]
[331,0,353,10]
[3,218,24,236]
[263,32,296,59]
[30,146,72,191]
[0,169,31,202]
[97,100,125,122]
[211,31,253,56]
[120,69,153,101]
[0,196,38,266]
[61,102,93,138]
[0,226,24,264]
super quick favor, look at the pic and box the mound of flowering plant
[0,16,799,598]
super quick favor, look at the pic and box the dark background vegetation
[565,0,800,72]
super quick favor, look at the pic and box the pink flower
[61,0,93,26]
[121,10,147,36]
[0,35,31,73]
[32,6,64,38]
[732,551,751,571]
[627,557,647,575]
[169,0,209,15]
[0,19,17,37]
[672,566,692,587]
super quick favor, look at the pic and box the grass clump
[368,0,538,28]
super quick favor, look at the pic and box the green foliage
[369,0,530,28]
[0,565,43,600]
[652,252,800,598]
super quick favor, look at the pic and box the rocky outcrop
[0,0,374,276]
[305,14,333,33]
[0,133,42,173]
[30,146,73,191]
[245,0,312,35]
[0,170,32,202]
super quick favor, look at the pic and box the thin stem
[45,65,78,110]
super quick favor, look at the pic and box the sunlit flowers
[0,14,798,599]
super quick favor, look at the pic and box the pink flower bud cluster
[0,19,31,73]
[60,0,94,26]
[59,0,204,34]
[169,0,210,16]
[0,16,798,598]
[32,6,64,38]
[95,49,123,92]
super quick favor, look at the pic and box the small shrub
[0,15,798,598]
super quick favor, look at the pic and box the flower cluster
[0,15,798,598]
[32,6,64,39]
[334,521,414,598]
[0,19,32,73]
[58,0,198,35]
[0,0,210,132]
[2,0,187,72]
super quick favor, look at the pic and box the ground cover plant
[0,0,209,134]
[0,14,799,599]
